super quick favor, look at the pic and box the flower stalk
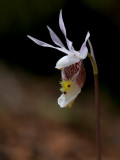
[94,74,101,160]
[88,40,101,160]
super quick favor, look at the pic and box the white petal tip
[27,35,31,39]
[60,9,62,14]
[85,32,90,41]
[27,35,35,41]
[55,63,62,69]
[55,65,59,69]
[87,31,90,36]
[47,25,50,29]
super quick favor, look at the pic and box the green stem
[94,74,101,160]
[88,53,98,75]
[88,40,101,160]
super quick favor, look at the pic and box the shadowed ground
[0,63,120,160]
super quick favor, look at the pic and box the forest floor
[0,63,120,160]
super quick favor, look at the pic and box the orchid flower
[27,10,90,108]
[58,60,86,108]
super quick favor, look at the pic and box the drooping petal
[55,54,80,69]
[27,35,70,54]
[58,82,81,108]
[47,26,65,48]
[59,10,74,52]
[79,32,90,59]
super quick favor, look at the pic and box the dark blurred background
[0,0,120,93]
[0,0,120,160]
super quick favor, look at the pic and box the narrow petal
[59,10,74,52]
[86,31,90,41]
[66,38,74,51]
[59,10,66,36]
[27,35,70,54]
[47,26,65,48]
[58,83,81,108]
[79,32,90,59]
[27,35,54,48]
[55,54,80,69]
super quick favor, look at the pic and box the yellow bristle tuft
[60,80,72,93]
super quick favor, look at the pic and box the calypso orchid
[27,10,90,108]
